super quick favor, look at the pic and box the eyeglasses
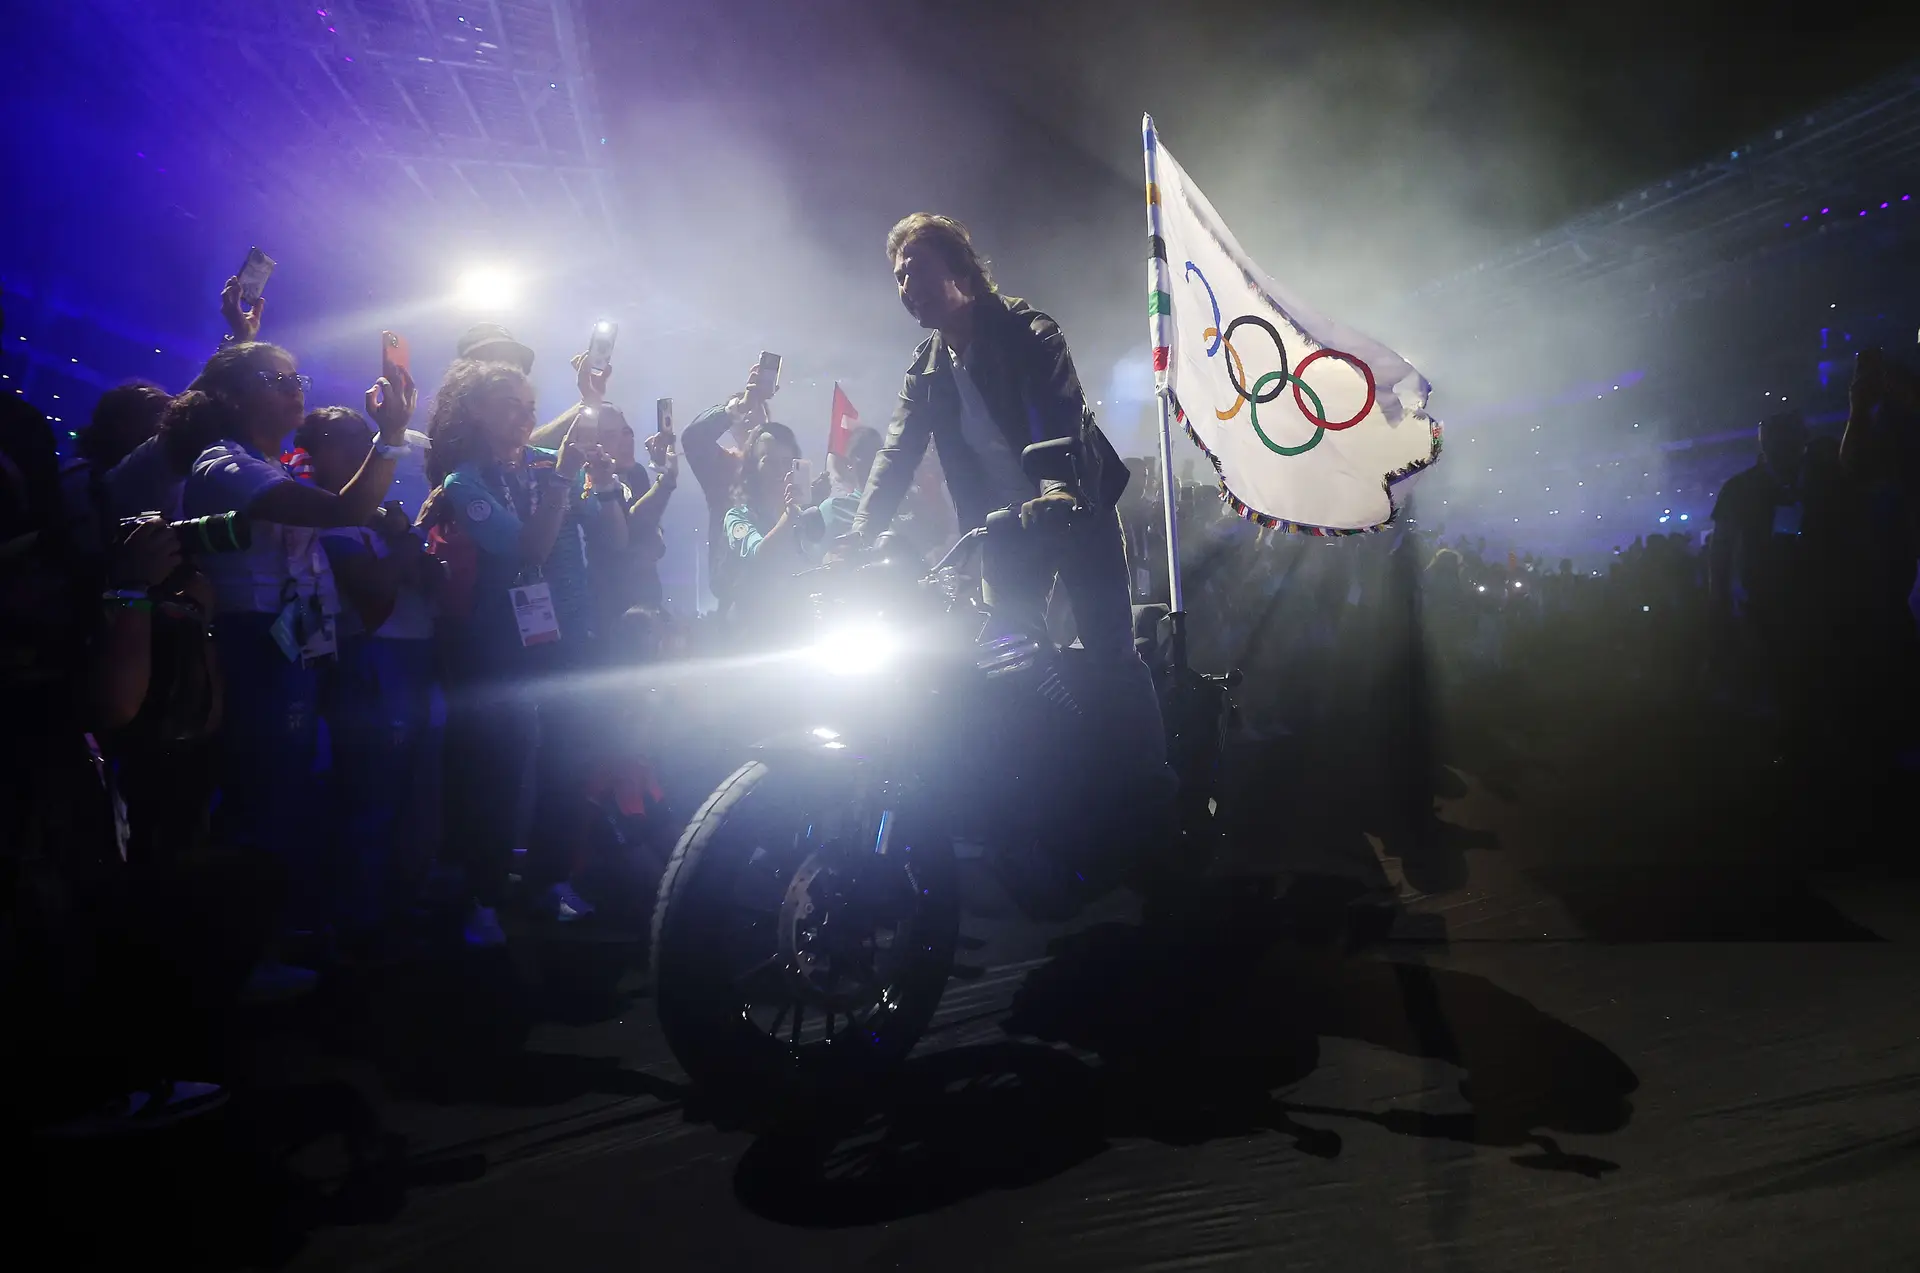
[256,371,314,393]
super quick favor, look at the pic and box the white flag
[1145,117,1440,534]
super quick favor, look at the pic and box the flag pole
[1142,114,1187,665]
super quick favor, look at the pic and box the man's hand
[584,443,618,492]
[809,470,833,506]
[744,359,778,408]
[366,367,417,442]
[825,530,870,565]
[571,352,611,408]
[113,518,181,589]
[557,414,595,480]
[368,502,412,541]
[644,429,679,482]
[1019,488,1077,533]
[726,361,778,429]
[220,276,263,342]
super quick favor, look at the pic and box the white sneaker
[240,960,319,1005]
[464,902,508,948]
[547,881,596,923]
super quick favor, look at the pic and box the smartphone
[757,350,782,392]
[237,247,276,306]
[791,457,812,500]
[381,330,411,377]
[586,320,618,375]
[655,397,673,436]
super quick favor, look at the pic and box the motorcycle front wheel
[649,759,959,1125]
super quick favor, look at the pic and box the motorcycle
[648,440,1238,1121]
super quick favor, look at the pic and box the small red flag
[826,383,860,457]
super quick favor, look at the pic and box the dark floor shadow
[1527,870,1884,942]
[1009,920,1638,1148]
[734,907,1638,1226]
[317,945,668,1107]
[733,1042,1110,1226]
[27,1081,489,1270]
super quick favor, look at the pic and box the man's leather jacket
[852,293,1128,539]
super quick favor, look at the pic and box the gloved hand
[1019,488,1077,533]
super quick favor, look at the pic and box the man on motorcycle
[845,212,1172,798]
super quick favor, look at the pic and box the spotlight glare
[454,265,520,311]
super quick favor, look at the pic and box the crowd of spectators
[3,255,1914,1146]
[1124,355,1918,866]
[0,272,881,1137]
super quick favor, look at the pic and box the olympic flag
[1144,116,1440,534]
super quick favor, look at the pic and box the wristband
[102,590,154,612]
[374,438,411,458]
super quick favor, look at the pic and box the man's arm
[1020,312,1089,445]
[627,467,675,530]
[850,390,932,540]
[1016,309,1129,511]
[683,402,743,508]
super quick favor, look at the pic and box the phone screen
[381,330,411,376]
[586,321,618,375]
[238,247,276,305]
[791,458,812,501]
[656,397,673,435]
[757,350,782,391]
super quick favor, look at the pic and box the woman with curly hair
[418,359,625,945]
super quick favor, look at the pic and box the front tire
[650,760,958,1124]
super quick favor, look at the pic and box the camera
[119,510,252,554]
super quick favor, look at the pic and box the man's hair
[885,213,996,297]
[1759,409,1807,444]
[80,380,169,471]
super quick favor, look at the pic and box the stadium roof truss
[1408,63,1920,320]
[120,0,616,243]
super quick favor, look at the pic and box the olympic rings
[1248,371,1325,457]
[1207,328,1249,421]
[1184,262,1222,356]
[1222,315,1287,404]
[1291,348,1376,431]
[1179,260,1378,455]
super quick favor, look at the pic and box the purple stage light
[1881,202,1890,209]
[1822,207,1830,214]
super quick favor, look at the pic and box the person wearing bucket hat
[454,323,535,374]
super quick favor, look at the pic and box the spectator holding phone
[179,341,415,937]
[417,360,617,945]
[585,402,678,648]
[682,360,780,613]
[101,275,274,524]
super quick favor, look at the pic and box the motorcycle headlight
[805,620,902,677]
